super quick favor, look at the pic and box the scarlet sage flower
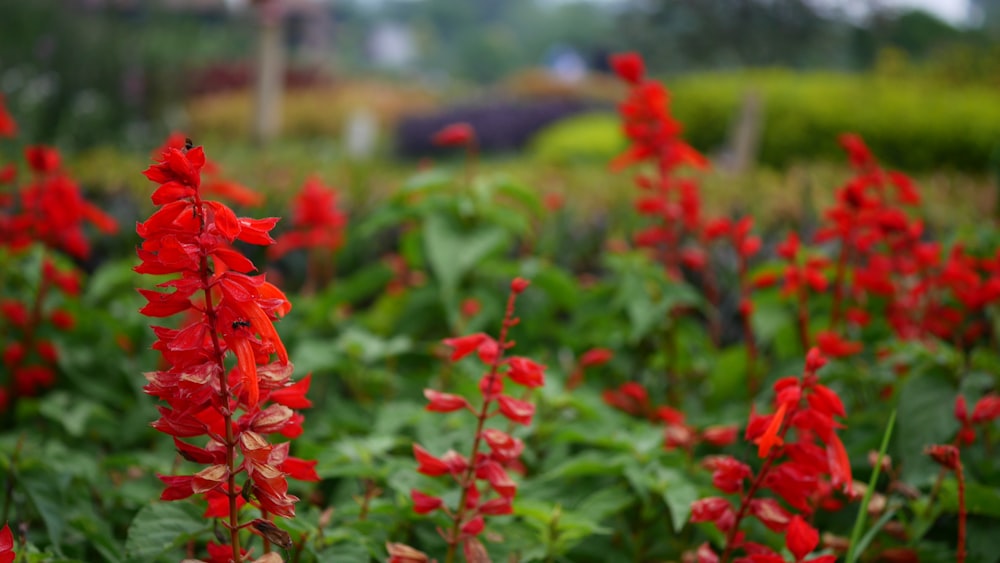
[407,278,543,563]
[137,140,314,562]
[691,349,854,562]
[155,133,264,207]
[269,176,347,261]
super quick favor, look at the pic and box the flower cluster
[774,134,1000,357]
[0,103,117,413]
[155,133,264,207]
[602,382,738,454]
[610,52,709,280]
[954,393,1000,445]
[407,278,543,562]
[610,52,765,353]
[690,349,853,562]
[1,257,81,411]
[137,140,316,562]
[269,176,346,260]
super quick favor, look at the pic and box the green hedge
[669,70,1000,172]
[529,71,1000,172]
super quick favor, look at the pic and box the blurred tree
[616,0,844,72]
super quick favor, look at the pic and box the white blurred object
[344,108,378,161]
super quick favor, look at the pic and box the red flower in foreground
[137,141,311,561]
[691,349,855,562]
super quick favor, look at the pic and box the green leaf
[967,516,1000,563]
[707,346,749,406]
[896,367,959,484]
[422,211,507,299]
[398,168,454,195]
[20,469,70,548]
[939,480,1000,518]
[124,502,208,562]
[38,392,105,438]
[653,467,699,532]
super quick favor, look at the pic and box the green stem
[846,410,896,563]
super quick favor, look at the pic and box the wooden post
[253,0,285,145]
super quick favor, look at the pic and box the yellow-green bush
[668,70,1000,172]
[528,112,626,164]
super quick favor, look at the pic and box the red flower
[386,543,430,563]
[137,142,309,556]
[507,357,546,388]
[609,52,645,84]
[580,348,613,368]
[410,489,444,515]
[786,515,819,560]
[755,402,788,458]
[432,122,475,147]
[269,176,346,260]
[815,330,862,358]
[424,389,472,413]
[0,522,15,563]
[443,333,491,362]
[0,94,16,138]
[497,395,535,425]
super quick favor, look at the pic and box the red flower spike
[137,141,309,559]
[786,515,820,560]
[407,279,540,561]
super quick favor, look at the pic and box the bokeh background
[1,0,999,225]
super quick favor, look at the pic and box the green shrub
[668,70,1000,172]
[529,112,627,164]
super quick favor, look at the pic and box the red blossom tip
[510,277,530,294]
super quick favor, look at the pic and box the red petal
[424,389,471,413]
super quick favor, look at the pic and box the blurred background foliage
[1,0,999,180]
